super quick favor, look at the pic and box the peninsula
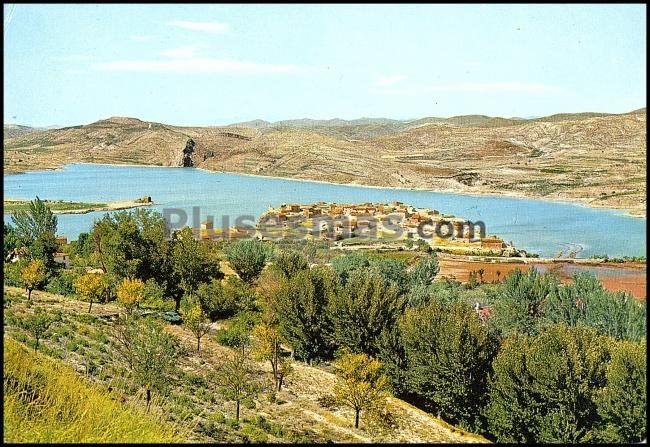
[3,196,153,215]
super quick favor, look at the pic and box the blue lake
[3,163,646,258]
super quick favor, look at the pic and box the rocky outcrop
[182,139,195,167]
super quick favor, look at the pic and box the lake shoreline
[11,161,642,220]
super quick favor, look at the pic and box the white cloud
[165,20,228,33]
[159,45,200,59]
[92,57,310,74]
[375,75,407,87]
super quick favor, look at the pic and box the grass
[3,199,107,214]
[3,337,186,443]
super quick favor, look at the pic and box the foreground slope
[4,109,646,216]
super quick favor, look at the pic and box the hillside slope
[4,110,646,216]
[3,286,486,443]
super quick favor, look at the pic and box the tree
[116,277,146,315]
[3,223,20,260]
[20,307,62,350]
[491,268,557,336]
[194,279,240,321]
[89,209,178,304]
[21,259,46,300]
[114,316,179,409]
[11,197,58,268]
[486,324,610,443]
[329,269,405,356]
[544,272,646,341]
[225,239,270,284]
[593,339,646,443]
[272,249,309,279]
[170,227,223,310]
[334,352,388,429]
[74,272,108,312]
[252,324,292,391]
[409,252,440,287]
[331,252,409,294]
[182,296,211,353]
[399,299,498,431]
[213,350,260,421]
[275,267,335,362]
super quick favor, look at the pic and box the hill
[3,108,646,216]
[3,337,184,443]
[3,287,486,443]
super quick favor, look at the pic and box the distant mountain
[3,124,42,139]
[4,108,646,217]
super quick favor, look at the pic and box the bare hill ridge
[4,109,646,216]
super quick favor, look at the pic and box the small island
[3,196,153,215]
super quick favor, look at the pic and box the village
[248,201,525,257]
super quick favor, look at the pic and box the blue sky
[3,4,646,127]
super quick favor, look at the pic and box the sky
[3,4,647,127]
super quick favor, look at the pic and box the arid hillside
[4,109,646,216]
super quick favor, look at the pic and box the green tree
[329,269,405,356]
[593,339,646,443]
[194,278,237,320]
[90,209,177,301]
[3,223,20,260]
[409,252,440,287]
[74,272,108,312]
[399,299,498,430]
[170,227,223,311]
[20,259,46,300]
[114,316,180,409]
[544,272,646,341]
[225,239,270,284]
[333,352,388,429]
[275,267,335,362]
[213,350,260,421]
[272,248,309,279]
[20,307,62,350]
[331,251,409,293]
[486,324,610,443]
[492,268,557,336]
[10,197,58,268]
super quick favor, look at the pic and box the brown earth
[4,109,646,217]
[438,255,646,299]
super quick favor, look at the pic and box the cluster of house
[255,201,511,252]
[5,235,72,267]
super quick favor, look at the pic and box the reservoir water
[3,163,646,258]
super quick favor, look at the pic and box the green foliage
[195,278,235,320]
[220,276,259,316]
[593,339,646,443]
[328,269,405,356]
[45,269,80,296]
[215,312,260,351]
[181,295,211,352]
[486,324,611,443]
[272,248,309,279]
[171,227,223,300]
[544,272,646,341]
[212,350,260,421]
[225,239,270,284]
[113,316,180,407]
[10,197,58,269]
[20,307,63,350]
[399,300,498,431]
[3,223,20,260]
[275,267,335,362]
[4,261,26,287]
[331,251,410,294]
[409,253,440,287]
[491,268,557,336]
